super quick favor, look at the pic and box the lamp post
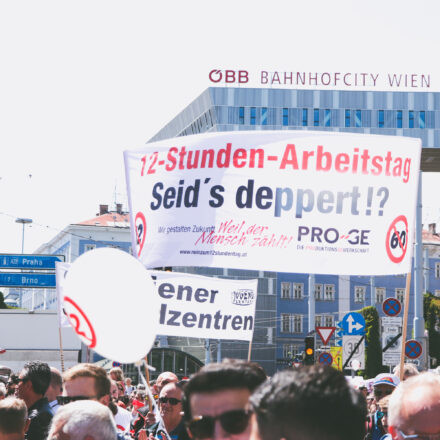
[15,218,32,254]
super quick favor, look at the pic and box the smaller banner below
[150,270,258,341]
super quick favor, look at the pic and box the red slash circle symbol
[135,212,147,257]
[385,215,408,263]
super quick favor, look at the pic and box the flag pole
[398,272,412,381]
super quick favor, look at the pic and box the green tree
[424,293,440,367]
[0,291,8,309]
[361,306,383,378]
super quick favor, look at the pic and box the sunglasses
[159,397,181,405]
[187,409,251,439]
[57,395,98,405]
[398,430,440,440]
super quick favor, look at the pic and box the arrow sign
[335,339,342,347]
[341,312,366,335]
[316,327,336,345]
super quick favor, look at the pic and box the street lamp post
[15,218,32,254]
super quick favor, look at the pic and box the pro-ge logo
[231,289,255,306]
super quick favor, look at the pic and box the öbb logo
[209,69,249,84]
[231,289,255,306]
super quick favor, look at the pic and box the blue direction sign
[0,254,64,270]
[405,340,422,359]
[382,298,402,317]
[318,352,333,366]
[341,312,366,335]
[0,273,56,288]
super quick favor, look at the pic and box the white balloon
[62,248,159,363]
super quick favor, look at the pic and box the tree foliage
[0,291,8,309]
[424,293,440,366]
[361,306,383,378]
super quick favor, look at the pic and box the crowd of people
[0,359,439,440]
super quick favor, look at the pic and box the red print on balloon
[63,296,97,348]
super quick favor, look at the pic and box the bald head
[155,372,178,393]
[388,372,440,438]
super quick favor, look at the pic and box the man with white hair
[47,400,117,440]
[388,372,440,439]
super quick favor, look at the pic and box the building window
[419,111,425,128]
[302,108,308,126]
[324,315,334,327]
[436,262,440,278]
[324,109,331,127]
[283,108,289,126]
[281,282,291,299]
[239,107,245,124]
[283,344,300,358]
[281,314,302,333]
[409,110,414,128]
[315,283,323,300]
[324,284,335,301]
[395,288,405,304]
[376,287,385,304]
[293,283,303,299]
[355,110,362,127]
[345,109,351,127]
[396,110,403,128]
[250,107,256,125]
[378,110,384,128]
[261,107,267,125]
[315,315,322,328]
[314,109,319,126]
[354,286,366,303]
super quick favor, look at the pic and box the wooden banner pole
[398,272,412,381]
[247,340,252,361]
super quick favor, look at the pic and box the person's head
[373,373,400,403]
[45,367,63,402]
[393,363,419,381]
[109,367,124,382]
[47,400,117,440]
[155,371,178,394]
[16,361,51,407]
[110,380,119,402]
[388,372,440,439]
[183,359,266,440]
[250,365,367,440]
[159,382,184,430]
[0,383,6,400]
[377,395,391,432]
[62,363,110,407]
[125,377,132,386]
[0,397,29,440]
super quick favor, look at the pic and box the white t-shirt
[115,406,132,432]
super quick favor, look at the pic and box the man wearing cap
[367,374,400,440]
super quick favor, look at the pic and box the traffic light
[304,335,315,365]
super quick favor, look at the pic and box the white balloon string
[137,364,171,440]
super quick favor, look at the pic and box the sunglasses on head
[187,409,251,439]
[57,395,98,405]
[158,397,181,405]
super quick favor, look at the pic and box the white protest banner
[150,270,257,341]
[124,131,421,275]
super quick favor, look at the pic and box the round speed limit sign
[385,215,408,264]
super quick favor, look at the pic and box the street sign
[405,340,422,359]
[318,352,333,366]
[382,325,402,366]
[330,347,342,370]
[335,339,342,347]
[341,312,366,335]
[343,335,365,369]
[316,327,336,345]
[0,254,64,270]
[382,298,402,317]
[0,273,56,288]
[381,316,402,326]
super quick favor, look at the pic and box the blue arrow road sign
[0,254,64,270]
[336,339,342,346]
[341,312,366,335]
[0,273,56,288]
